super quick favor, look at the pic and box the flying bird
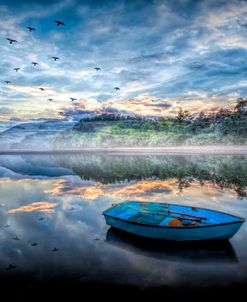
[38,217,44,221]
[94,67,101,71]
[26,26,36,32]
[6,38,17,44]
[31,242,38,246]
[52,56,59,61]
[70,98,77,102]
[4,81,11,84]
[4,224,10,228]
[54,20,65,26]
[32,62,39,66]
[48,98,54,102]
[13,236,20,240]
[6,264,17,271]
[13,68,20,72]
[114,87,120,91]
[52,247,59,252]
[39,87,45,92]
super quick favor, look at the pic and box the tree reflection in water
[52,154,247,199]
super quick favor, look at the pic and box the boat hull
[104,215,243,241]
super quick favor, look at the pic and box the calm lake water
[0,153,247,295]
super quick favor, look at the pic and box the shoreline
[0,146,247,155]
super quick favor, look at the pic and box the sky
[1,0,247,122]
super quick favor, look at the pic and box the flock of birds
[2,19,122,271]
[4,20,121,104]
[2,216,60,271]
[2,206,102,271]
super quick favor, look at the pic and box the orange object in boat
[168,219,182,227]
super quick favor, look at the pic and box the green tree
[176,107,191,124]
[235,98,247,112]
[73,121,95,132]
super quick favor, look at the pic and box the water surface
[0,153,247,294]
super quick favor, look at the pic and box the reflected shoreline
[0,153,246,198]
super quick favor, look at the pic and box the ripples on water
[0,153,247,296]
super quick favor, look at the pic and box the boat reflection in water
[106,227,238,263]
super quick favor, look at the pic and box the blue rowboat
[103,201,245,241]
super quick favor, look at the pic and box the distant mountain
[0,154,74,178]
[0,121,18,133]
[0,120,74,149]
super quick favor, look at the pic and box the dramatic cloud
[1,0,247,121]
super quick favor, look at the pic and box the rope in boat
[127,206,208,223]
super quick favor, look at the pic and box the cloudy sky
[1,0,247,122]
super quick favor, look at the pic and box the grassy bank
[53,99,247,148]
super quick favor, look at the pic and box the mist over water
[0,153,247,294]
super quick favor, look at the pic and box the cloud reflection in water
[0,153,247,293]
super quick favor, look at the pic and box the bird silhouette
[48,98,54,102]
[52,247,59,252]
[4,81,11,84]
[94,67,101,71]
[39,87,45,92]
[38,217,44,221]
[4,224,10,228]
[6,38,17,44]
[13,236,20,240]
[70,98,77,102]
[31,242,38,246]
[114,87,120,91]
[13,68,20,72]
[52,56,59,61]
[26,26,35,32]
[32,62,39,66]
[6,264,17,271]
[54,20,65,26]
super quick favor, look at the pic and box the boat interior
[106,202,242,227]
